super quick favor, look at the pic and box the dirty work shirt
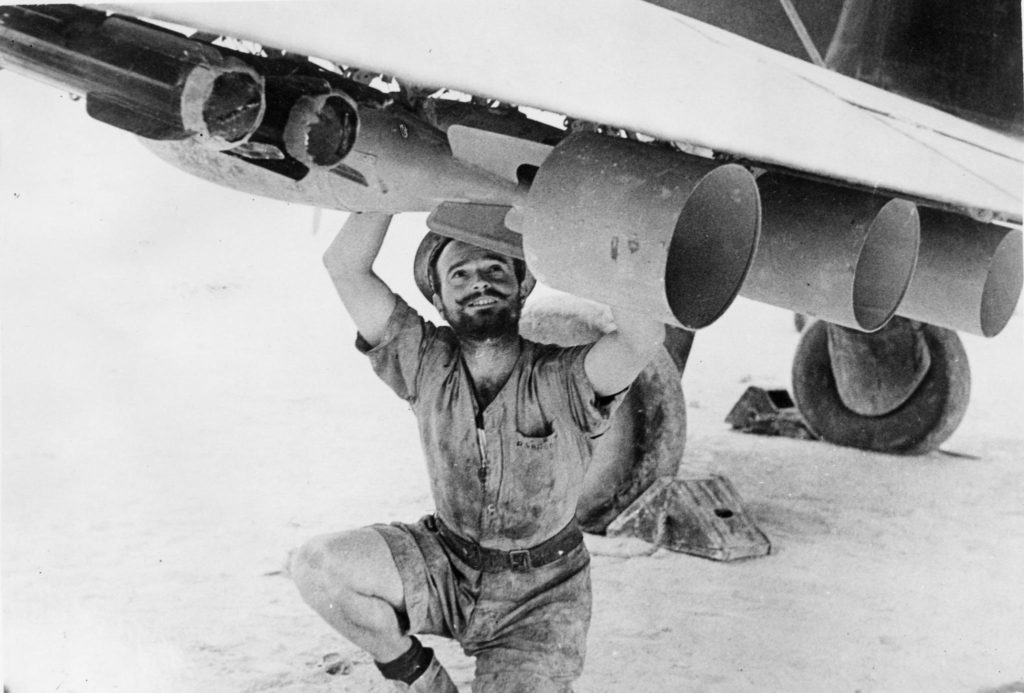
[357,296,625,548]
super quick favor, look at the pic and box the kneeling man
[291,212,663,692]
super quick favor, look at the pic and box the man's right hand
[323,212,398,348]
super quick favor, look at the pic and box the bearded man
[290,212,663,692]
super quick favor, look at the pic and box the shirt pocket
[506,429,569,505]
[496,429,568,540]
[511,426,557,451]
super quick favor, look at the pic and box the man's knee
[289,529,403,609]
[288,533,337,600]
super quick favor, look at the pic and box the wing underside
[101,0,1022,223]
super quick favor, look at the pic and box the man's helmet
[413,232,536,302]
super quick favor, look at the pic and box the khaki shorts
[373,516,592,692]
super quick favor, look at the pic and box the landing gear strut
[791,317,971,454]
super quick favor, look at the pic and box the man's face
[432,241,523,341]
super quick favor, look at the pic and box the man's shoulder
[361,295,458,355]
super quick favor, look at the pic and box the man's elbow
[323,245,351,276]
[586,318,665,397]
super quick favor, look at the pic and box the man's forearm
[323,212,398,346]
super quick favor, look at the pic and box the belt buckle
[464,543,482,568]
[509,549,532,572]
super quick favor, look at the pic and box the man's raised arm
[323,212,398,348]
[584,307,666,398]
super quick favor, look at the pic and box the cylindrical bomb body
[521,134,761,329]
[741,173,920,332]
[898,209,1022,337]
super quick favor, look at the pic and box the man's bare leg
[291,528,458,690]
[289,527,411,662]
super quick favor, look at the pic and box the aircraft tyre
[519,296,685,533]
[791,319,971,454]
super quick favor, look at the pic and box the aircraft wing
[3,1,1021,336]
[4,0,1021,462]
[105,0,1022,223]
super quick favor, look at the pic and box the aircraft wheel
[791,319,971,454]
[520,296,685,533]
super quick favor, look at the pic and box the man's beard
[443,292,521,341]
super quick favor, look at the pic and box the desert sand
[3,77,1023,693]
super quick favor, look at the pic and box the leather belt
[431,515,583,573]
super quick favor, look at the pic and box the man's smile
[460,290,509,310]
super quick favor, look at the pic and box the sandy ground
[3,77,1024,693]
